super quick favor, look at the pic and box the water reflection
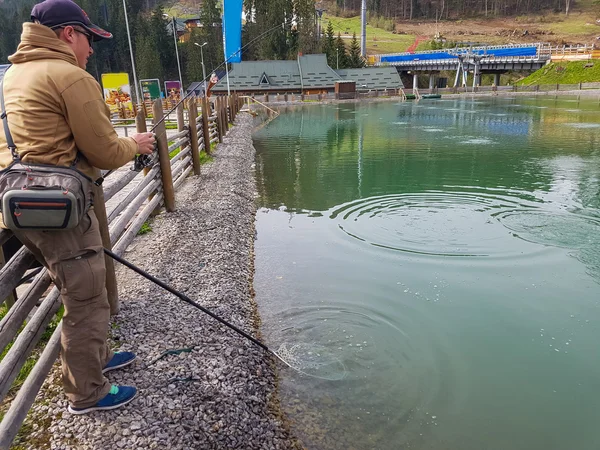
[253,97,600,450]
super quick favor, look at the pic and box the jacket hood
[8,23,79,67]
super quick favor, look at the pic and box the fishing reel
[132,138,159,172]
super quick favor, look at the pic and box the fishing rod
[104,248,295,370]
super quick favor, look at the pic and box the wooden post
[152,100,176,212]
[94,182,119,315]
[221,97,229,131]
[187,98,201,175]
[0,247,16,310]
[225,96,230,125]
[201,97,211,155]
[135,107,159,209]
[220,96,226,132]
[213,98,220,141]
[176,103,185,132]
[223,96,230,132]
[214,97,223,143]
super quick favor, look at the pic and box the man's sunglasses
[57,26,93,46]
[73,27,93,46]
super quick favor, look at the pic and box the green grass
[168,141,180,158]
[199,150,213,165]
[517,61,600,85]
[165,122,178,130]
[537,12,598,34]
[137,221,152,235]
[0,303,64,396]
[323,14,415,54]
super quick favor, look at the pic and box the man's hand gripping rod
[132,139,159,172]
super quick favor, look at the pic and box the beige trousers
[14,209,113,408]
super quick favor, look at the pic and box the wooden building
[210,54,403,95]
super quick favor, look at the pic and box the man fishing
[0,0,155,414]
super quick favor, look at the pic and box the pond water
[252,96,600,450]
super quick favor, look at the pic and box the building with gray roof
[211,54,403,95]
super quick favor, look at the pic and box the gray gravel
[18,112,302,450]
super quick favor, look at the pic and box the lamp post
[194,42,208,96]
[122,0,141,105]
[164,14,184,93]
[336,47,339,69]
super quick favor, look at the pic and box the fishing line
[104,248,347,381]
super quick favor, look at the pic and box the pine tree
[294,0,317,55]
[322,21,336,68]
[335,32,347,69]
[347,32,365,68]
[184,29,207,84]
[149,5,177,82]
[198,0,224,74]
[136,16,162,81]
[252,0,294,60]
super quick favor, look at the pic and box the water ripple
[329,192,534,257]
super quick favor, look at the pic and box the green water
[252,97,600,450]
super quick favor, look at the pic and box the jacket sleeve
[61,76,139,170]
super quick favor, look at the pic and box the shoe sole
[102,355,137,374]
[67,391,137,415]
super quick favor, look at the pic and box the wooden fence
[0,93,243,449]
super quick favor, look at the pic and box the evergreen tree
[241,21,260,61]
[252,0,294,60]
[184,29,207,84]
[347,32,365,68]
[149,5,177,82]
[322,21,336,68]
[136,17,162,81]
[335,32,348,69]
[294,0,317,55]
[197,0,223,74]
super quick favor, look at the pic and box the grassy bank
[517,61,600,85]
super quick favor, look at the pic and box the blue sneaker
[68,385,137,415]
[102,351,137,374]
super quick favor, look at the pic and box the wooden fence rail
[0,93,240,449]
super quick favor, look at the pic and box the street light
[194,42,208,96]
[122,0,141,105]
[163,13,184,94]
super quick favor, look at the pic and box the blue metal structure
[379,45,539,64]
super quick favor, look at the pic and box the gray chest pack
[0,76,94,231]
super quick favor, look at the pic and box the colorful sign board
[140,78,161,101]
[101,73,132,113]
[223,0,243,63]
[164,81,181,102]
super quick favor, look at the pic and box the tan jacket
[0,23,138,179]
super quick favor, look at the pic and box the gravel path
[19,112,301,450]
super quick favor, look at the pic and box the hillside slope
[517,61,600,84]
